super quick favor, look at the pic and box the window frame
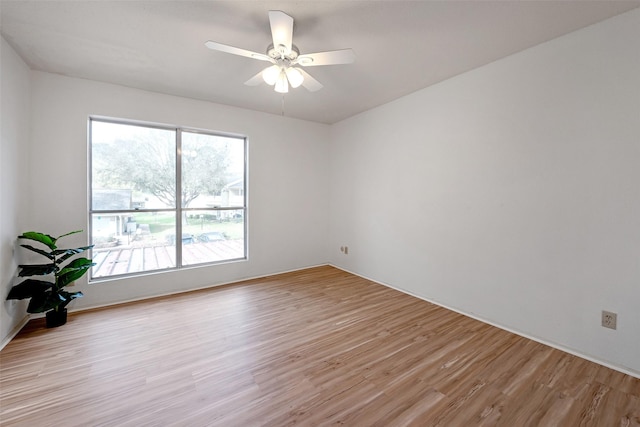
[88,116,247,281]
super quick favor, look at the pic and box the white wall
[1,37,31,344]
[329,9,640,376]
[28,71,330,310]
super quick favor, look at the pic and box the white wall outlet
[602,310,617,330]
[339,246,349,255]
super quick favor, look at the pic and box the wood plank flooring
[1,265,639,426]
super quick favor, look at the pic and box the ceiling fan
[205,10,355,93]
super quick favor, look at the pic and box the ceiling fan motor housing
[267,43,299,61]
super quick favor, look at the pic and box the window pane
[91,212,176,278]
[92,121,176,210]
[181,209,245,266]
[90,118,246,281]
[181,132,245,209]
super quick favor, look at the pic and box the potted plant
[6,230,95,328]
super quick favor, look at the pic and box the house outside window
[89,118,246,279]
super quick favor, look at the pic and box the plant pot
[46,309,68,328]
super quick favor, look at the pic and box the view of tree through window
[90,119,246,279]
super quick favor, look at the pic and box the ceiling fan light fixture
[262,65,281,85]
[274,70,289,93]
[285,67,304,88]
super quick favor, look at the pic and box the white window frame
[88,116,247,281]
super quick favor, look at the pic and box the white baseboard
[71,263,332,313]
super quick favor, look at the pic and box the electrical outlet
[602,310,617,330]
[344,246,348,255]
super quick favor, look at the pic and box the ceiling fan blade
[244,70,266,86]
[269,10,293,54]
[205,41,272,62]
[296,49,355,67]
[297,69,323,92]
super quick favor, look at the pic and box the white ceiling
[2,1,639,124]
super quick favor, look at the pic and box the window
[89,118,246,279]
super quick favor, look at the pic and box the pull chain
[281,95,285,116]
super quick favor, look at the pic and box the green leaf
[58,290,83,309]
[19,244,54,260]
[60,290,83,299]
[53,246,94,264]
[61,257,94,269]
[6,279,54,300]
[18,263,56,277]
[19,232,57,250]
[56,230,83,241]
[57,258,95,287]
[26,292,52,313]
[57,265,94,287]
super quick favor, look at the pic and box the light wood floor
[1,266,639,426]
